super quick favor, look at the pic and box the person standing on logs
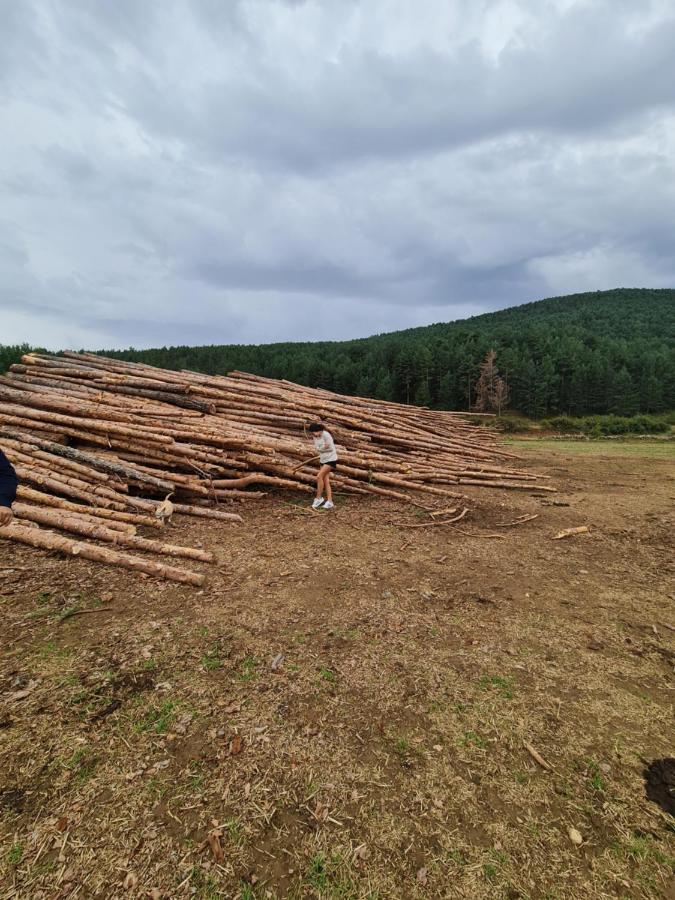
[308,423,338,510]
[0,446,18,527]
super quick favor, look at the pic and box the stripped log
[13,503,135,535]
[11,504,214,562]
[0,523,206,586]
[0,427,175,491]
[16,486,161,528]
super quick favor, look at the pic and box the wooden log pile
[0,351,552,583]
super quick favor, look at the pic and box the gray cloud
[1,0,674,350]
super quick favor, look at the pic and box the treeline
[542,413,673,436]
[2,289,673,416]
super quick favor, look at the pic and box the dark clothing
[0,448,18,509]
[324,460,338,470]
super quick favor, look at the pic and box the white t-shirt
[313,429,338,463]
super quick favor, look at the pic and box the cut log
[10,504,214,562]
[0,427,175,491]
[13,503,135,535]
[16,486,161,528]
[0,522,206,586]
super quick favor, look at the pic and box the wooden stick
[495,514,539,527]
[392,508,469,528]
[523,741,553,771]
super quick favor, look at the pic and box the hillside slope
[2,288,673,415]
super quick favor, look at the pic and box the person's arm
[0,449,18,526]
[312,434,328,452]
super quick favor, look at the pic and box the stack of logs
[0,352,552,585]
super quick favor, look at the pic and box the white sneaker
[323,500,335,510]
[312,498,325,509]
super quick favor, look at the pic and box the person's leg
[316,469,325,499]
[324,469,333,503]
[313,465,331,506]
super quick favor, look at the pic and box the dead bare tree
[474,350,508,415]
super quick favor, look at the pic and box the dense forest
[2,289,673,416]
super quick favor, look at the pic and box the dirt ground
[1,445,674,900]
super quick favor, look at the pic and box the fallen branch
[523,740,553,771]
[495,514,539,527]
[430,506,460,518]
[553,526,590,540]
[393,508,468,528]
[57,607,115,624]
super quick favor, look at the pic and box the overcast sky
[1,0,674,350]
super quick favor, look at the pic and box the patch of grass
[393,737,410,756]
[460,730,487,749]
[319,667,337,683]
[307,854,330,891]
[506,438,675,459]
[612,834,675,870]
[585,759,606,792]
[447,849,467,867]
[187,866,221,899]
[146,776,170,800]
[201,647,222,671]
[482,849,508,883]
[188,763,205,791]
[38,641,72,661]
[134,700,176,735]
[478,674,515,699]
[142,658,158,671]
[7,842,23,866]
[64,746,98,783]
[482,863,498,882]
[238,655,258,682]
[527,821,543,839]
[303,852,357,897]
[224,818,244,845]
[68,688,93,709]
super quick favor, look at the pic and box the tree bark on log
[0,427,176,491]
[0,522,206,586]
[10,504,215,562]
[13,502,135,534]
[13,466,128,510]
[16,485,161,528]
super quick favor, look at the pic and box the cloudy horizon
[2,0,674,351]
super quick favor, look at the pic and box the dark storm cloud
[1,0,674,349]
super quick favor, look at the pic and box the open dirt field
[1,445,674,899]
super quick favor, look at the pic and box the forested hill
[2,288,673,416]
[106,288,674,416]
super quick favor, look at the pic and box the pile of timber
[0,352,552,584]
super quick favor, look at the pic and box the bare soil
[1,447,674,899]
